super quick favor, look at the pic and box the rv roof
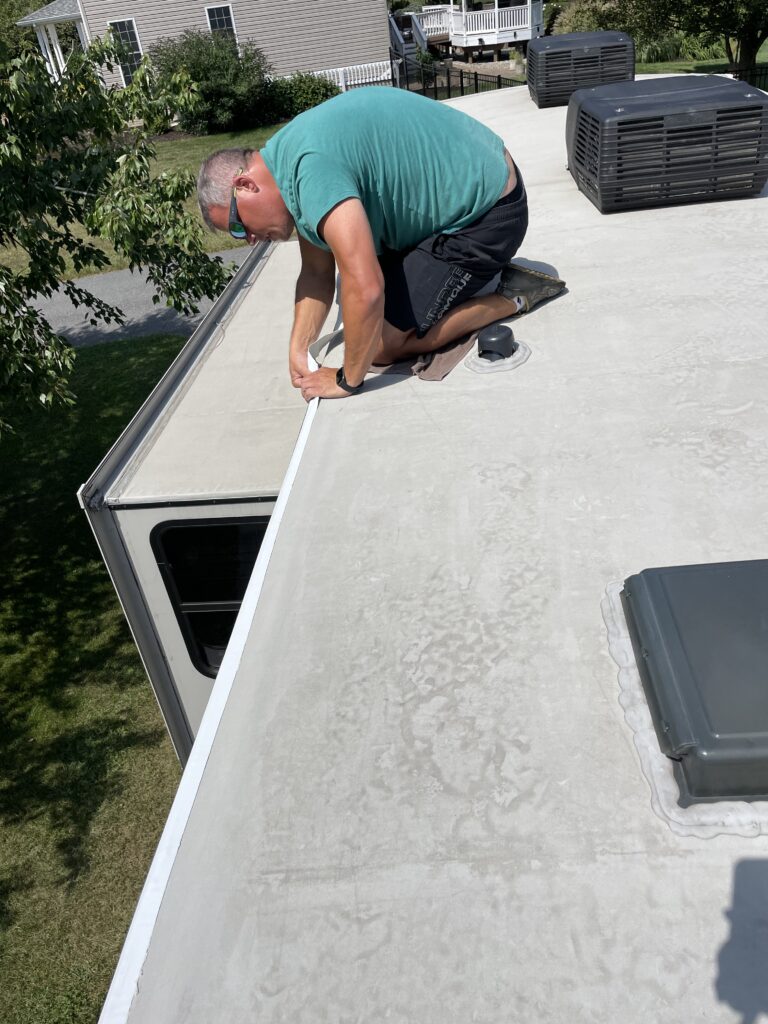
[101,83,768,1023]
[106,241,329,504]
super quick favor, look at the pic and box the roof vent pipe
[477,323,517,360]
[465,324,531,374]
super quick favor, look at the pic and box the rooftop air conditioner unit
[566,75,768,213]
[527,31,634,108]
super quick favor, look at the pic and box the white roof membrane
[103,84,768,1023]
[110,240,333,504]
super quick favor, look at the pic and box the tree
[553,0,625,36]
[0,38,232,435]
[0,1,38,61]
[615,0,768,70]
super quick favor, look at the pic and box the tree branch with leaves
[0,38,233,435]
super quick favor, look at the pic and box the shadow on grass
[0,713,164,884]
[0,334,186,886]
[0,870,33,933]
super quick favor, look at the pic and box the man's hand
[289,346,308,388]
[287,235,336,388]
[294,365,355,402]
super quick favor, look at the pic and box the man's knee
[372,319,419,365]
[381,319,417,349]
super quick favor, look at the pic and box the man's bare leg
[372,292,518,365]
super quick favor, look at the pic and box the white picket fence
[314,61,393,91]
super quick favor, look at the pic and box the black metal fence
[735,65,768,90]
[390,51,525,100]
[388,52,768,98]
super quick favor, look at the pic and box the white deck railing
[414,3,539,45]
[466,5,532,31]
[411,14,430,50]
[418,7,452,37]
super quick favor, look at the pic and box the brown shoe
[496,263,566,314]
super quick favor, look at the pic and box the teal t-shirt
[261,88,508,254]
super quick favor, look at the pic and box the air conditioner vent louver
[573,109,600,180]
[565,76,768,213]
[527,31,634,108]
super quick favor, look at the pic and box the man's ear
[232,173,260,194]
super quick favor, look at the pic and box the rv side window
[151,517,269,678]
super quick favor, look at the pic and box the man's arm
[289,233,337,387]
[294,198,384,399]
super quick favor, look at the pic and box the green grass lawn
[637,38,768,75]
[636,57,733,74]
[636,57,766,74]
[0,123,284,280]
[0,335,187,1024]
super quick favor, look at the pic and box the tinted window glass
[152,517,269,678]
[186,611,239,673]
[160,521,267,603]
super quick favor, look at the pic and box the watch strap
[336,367,364,394]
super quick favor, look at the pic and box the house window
[108,18,143,85]
[206,5,236,37]
[151,517,270,677]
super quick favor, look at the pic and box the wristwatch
[336,367,365,394]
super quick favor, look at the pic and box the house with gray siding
[18,0,392,89]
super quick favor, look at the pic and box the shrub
[271,73,340,120]
[149,30,276,134]
[680,34,724,61]
[635,31,724,63]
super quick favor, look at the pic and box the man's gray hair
[197,147,256,229]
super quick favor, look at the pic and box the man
[197,87,564,400]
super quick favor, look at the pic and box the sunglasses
[229,168,247,240]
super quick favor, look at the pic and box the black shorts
[379,169,528,338]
